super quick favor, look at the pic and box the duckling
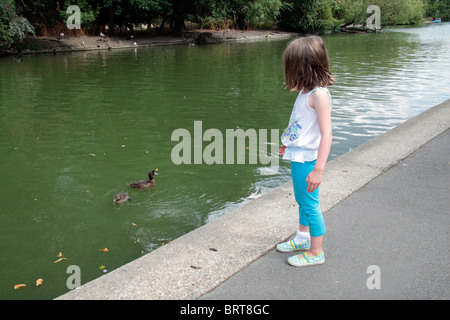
[128,169,158,189]
[113,192,130,203]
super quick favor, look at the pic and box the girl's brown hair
[283,36,335,92]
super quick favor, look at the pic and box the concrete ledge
[56,99,450,300]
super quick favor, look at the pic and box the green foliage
[242,0,286,29]
[331,0,367,26]
[279,0,340,33]
[426,0,450,21]
[280,0,428,32]
[14,0,63,27]
[1,0,434,40]
[0,0,35,49]
[195,0,286,30]
[377,0,426,25]
[104,0,170,26]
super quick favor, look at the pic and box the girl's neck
[301,86,326,94]
[302,89,311,94]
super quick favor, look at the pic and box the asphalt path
[202,129,450,300]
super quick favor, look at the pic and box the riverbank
[56,99,450,300]
[2,29,296,57]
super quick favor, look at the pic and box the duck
[128,169,158,189]
[113,192,130,203]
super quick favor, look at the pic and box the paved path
[202,128,450,300]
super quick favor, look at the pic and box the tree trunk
[172,0,185,37]
[108,6,114,36]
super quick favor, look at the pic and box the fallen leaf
[89,153,96,156]
[99,248,109,252]
[190,265,202,269]
[57,252,63,257]
[99,265,106,270]
[131,222,137,226]
[121,145,126,148]
[14,284,26,290]
[36,278,43,287]
[54,257,67,264]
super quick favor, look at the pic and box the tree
[279,0,338,33]
[279,0,427,33]
[93,0,170,34]
[169,0,216,36]
[0,0,34,50]
[4,0,433,39]
[236,0,286,29]
[426,0,450,21]
[14,0,62,30]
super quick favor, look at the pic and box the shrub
[0,0,35,49]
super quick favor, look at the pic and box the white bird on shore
[100,32,106,37]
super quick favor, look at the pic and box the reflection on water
[327,24,450,157]
[0,23,449,299]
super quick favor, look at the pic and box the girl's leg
[299,223,323,256]
[292,161,326,257]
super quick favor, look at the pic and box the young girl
[277,36,334,267]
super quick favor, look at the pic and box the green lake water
[1,23,449,299]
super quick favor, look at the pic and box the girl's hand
[306,169,323,193]
[279,145,287,156]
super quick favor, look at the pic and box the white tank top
[281,87,331,163]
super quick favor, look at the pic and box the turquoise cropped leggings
[291,160,326,237]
